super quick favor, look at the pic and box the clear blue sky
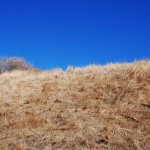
[0,0,150,70]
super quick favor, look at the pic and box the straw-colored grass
[0,60,150,150]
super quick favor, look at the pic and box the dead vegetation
[0,57,32,73]
[0,60,150,150]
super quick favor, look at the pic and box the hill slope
[0,60,150,150]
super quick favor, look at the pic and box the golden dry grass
[0,60,150,150]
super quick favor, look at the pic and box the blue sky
[0,0,150,70]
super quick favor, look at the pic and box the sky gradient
[0,0,150,70]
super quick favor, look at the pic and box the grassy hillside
[0,60,150,150]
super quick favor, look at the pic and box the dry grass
[0,60,150,150]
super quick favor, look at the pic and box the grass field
[0,60,150,150]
